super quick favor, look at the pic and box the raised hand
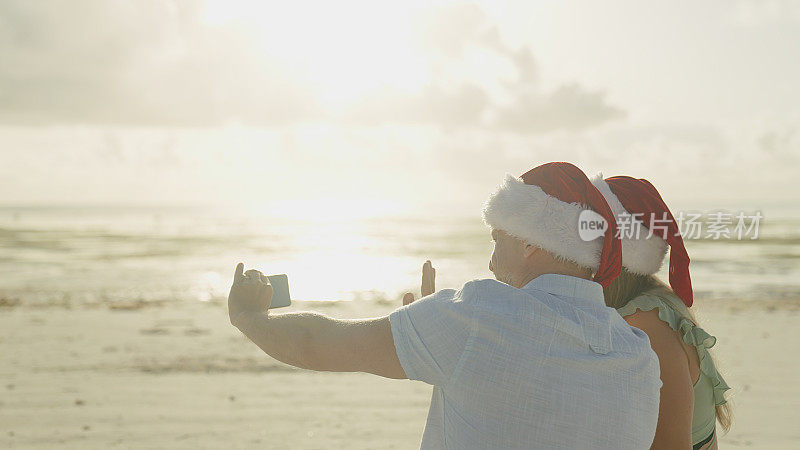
[421,260,436,297]
[228,263,273,326]
[402,260,436,306]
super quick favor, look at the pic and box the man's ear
[523,244,538,258]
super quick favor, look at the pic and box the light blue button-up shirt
[389,274,661,449]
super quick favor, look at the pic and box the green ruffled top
[617,288,730,445]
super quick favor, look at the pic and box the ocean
[1,205,799,308]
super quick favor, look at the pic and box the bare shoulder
[624,306,696,447]
[624,308,672,335]
[623,309,689,368]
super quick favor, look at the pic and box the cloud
[345,3,624,134]
[340,83,490,129]
[756,127,800,161]
[411,2,490,59]
[490,84,625,134]
[0,0,322,126]
[730,0,800,26]
[0,1,624,134]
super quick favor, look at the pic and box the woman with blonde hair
[593,175,731,449]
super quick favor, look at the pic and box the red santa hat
[481,162,622,288]
[591,174,694,307]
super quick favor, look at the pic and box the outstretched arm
[233,310,406,379]
[228,263,407,379]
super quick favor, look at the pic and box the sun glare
[252,196,407,221]
[202,0,430,109]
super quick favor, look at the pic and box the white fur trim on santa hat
[481,173,603,270]
[590,174,668,275]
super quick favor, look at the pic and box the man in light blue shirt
[227,163,661,448]
[391,248,660,448]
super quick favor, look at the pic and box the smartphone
[266,274,291,309]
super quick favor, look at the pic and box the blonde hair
[604,268,732,433]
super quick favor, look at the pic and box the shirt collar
[521,273,605,302]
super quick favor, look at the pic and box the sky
[1,0,798,218]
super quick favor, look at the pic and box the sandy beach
[1,297,798,449]
[3,0,800,447]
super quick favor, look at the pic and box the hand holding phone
[240,269,291,309]
[264,273,291,309]
[229,264,292,325]
[242,270,292,309]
